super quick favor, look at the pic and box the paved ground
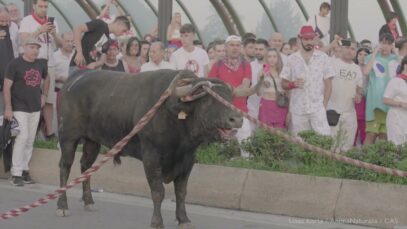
[0,179,377,229]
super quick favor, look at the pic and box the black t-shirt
[101,60,125,72]
[5,57,48,113]
[70,19,110,66]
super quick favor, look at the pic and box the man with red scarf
[19,0,62,141]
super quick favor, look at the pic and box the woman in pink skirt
[258,48,289,129]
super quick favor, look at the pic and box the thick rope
[0,89,172,220]
[204,86,407,178]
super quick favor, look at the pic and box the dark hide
[56,69,243,228]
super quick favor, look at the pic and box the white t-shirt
[327,58,363,114]
[9,22,19,58]
[19,15,60,66]
[307,14,330,45]
[140,60,175,72]
[54,49,73,88]
[170,47,209,78]
[281,50,335,115]
[247,60,262,117]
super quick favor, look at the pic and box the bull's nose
[228,115,243,128]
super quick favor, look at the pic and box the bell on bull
[55,69,243,229]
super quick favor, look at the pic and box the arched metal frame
[258,0,278,32]
[389,0,407,36]
[115,1,143,38]
[49,0,73,29]
[175,0,203,42]
[209,0,238,35]
[145,0,158,16]
[19,0,404,42]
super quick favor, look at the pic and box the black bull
[56,69,243,228]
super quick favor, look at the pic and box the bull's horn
[174,84,194,97]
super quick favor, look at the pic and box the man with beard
[281,25,335,136]
[248,38,269,131]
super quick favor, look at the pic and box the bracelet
[288,82,297,90]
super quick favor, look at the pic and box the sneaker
[22,171,35,184]
[10,176,24,186]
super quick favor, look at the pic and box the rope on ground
[203,86,407,178]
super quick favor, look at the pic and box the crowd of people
[1,0,407,186]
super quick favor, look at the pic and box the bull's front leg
[174,166,194,229]
[143,152,165,229]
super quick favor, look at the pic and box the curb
[1,148,406,228]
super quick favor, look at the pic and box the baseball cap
[24,37,41,48]
[298,26,317,39]
[225,35,242,43]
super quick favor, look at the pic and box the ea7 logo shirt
[5,57,48,112]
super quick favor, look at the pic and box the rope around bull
[204,86,407,178]
[0,89,172,220]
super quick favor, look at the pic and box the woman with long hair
[383,56,407,145]
[258,48,288,129]
[122,37,142,74]
[167,12,182,48]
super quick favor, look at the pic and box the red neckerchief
[32,12,47,25]
[223,57,240,72]
[102,15,111,20]
[398,74,407,80]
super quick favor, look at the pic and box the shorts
[366,109,387,134]
[46,66,56,105]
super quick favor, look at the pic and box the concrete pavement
[0,180,376,229]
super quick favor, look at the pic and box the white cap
[225,35,242,43]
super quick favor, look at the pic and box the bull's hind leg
[81,139,101,211]
[143,150,165,229]
[56,138,80,217]
[174,166,195,229]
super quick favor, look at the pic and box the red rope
[203,86,407,178]
[0,90,172,220]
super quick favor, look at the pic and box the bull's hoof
[179,222,195,229]
[56,209,70,217]
[84,204,97,212]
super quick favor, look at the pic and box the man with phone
[19,0,62,141]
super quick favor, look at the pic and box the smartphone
[47,17,55,24]
[339,39,351,47]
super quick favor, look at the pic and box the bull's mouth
[217,128,238,140]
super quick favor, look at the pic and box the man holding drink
[281,25,335,136]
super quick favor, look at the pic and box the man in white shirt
[269,32,287,64]
[140,41,175,72]
[54,32,74,92]
[170,24,209,78]
[248,38,269,131]
[307,2,331,45]
[5,3,21,27]
[327,40,363,152]
[281,26,335,136]
[19,0,63,140]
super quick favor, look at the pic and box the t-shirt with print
[208,61,252,113]
[327,58,363,114]
[364,53,398,121]
[170,47,209,78]
[70,19,110,66]
[19,15,60,66]
[280,50,335,115]
[5,57,48,113]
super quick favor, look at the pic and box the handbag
[270,75,289,108]
[326,110,341,127]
